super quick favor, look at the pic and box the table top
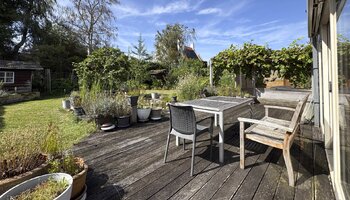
[178,96,253,112]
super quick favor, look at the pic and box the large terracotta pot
[0,158,49,195]
[71,158,88,200]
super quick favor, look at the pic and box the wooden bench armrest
[264,105,296,112]
[238,117,293,133]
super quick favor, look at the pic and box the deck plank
[71,104,335,200]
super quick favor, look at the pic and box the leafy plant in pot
[48,153,88,200]
[0,123,62,194]
[137,96,151,122]
[0,173,73,200]
[115,93,131,128]
[150,99,163,120]
[94,92,117,129]
[70,91,85,116]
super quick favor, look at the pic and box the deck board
[73,104,335,200]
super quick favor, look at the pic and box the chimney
[190,42,195,50]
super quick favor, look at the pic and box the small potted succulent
[0,173,73,200]
[137,96,151,122]
[150,99,163,120]
[115,94,131,128]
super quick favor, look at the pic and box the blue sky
[60,0,309,61]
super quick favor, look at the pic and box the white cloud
[197,8,222,15]
[113,0,205,19]
[197,38,231,46]
[149,1,190,15]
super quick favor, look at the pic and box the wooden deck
[73,104,335,200]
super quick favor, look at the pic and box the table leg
[214,114,218,127]
[219,112,224,163]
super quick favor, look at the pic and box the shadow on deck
[73,104,335,200]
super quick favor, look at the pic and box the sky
[60,0,309,61]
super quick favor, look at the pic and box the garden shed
[0,60,43,93]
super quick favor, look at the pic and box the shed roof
[0,60,43,70]
[183,46,203,61]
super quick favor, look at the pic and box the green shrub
[51,78,76,94]
[217,70,241,96]
[74,47,130,90]
[176,74,208,101]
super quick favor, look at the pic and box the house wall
[309,0,350,199]
[2,70,32,93]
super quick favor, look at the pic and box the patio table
[177,96,253,163]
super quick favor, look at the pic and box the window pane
[0,72,4,79]
[5,78,13,83]
[337,1,350,197]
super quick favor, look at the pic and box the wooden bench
[238,94,310,186]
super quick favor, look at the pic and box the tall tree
[0,0,55,59]
[155,23,195,67]
[132,34,150,61]
[63,0,119,55]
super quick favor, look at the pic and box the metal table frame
[177,96,253,163]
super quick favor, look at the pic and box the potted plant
[115,94,131,128]
[0,173,73,200]
[150,99,163,120]
[171,93,177,103]
[0,124,61,194]
[62,98,71,109]
[151,92,159,99]
[70,91,85,116]
[48,154,88,200]
[94,93,117,128]
[137,96,151,122]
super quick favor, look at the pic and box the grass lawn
[145,89,177,96]
[0,96,96,149]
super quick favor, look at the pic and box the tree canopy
[154,23,195,67]
[63,0,119,55]
[74,47,129,90]
[0,0,55,59]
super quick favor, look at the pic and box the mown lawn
[0,96,96,149]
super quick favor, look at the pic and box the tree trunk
[11,27,28,59]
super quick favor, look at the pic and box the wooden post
[45,69,51,94]
[209,59,213,87]
[131,106,137,124]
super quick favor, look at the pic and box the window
[0,71,14,83]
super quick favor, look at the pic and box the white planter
[137,108,151,122]
[62,99,71,109]
[0,173,73,200]
[151,93,159,99]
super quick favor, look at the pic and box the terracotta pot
[0,159,49,195]
[71,158,88,200]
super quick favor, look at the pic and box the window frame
[0,71,15,84]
